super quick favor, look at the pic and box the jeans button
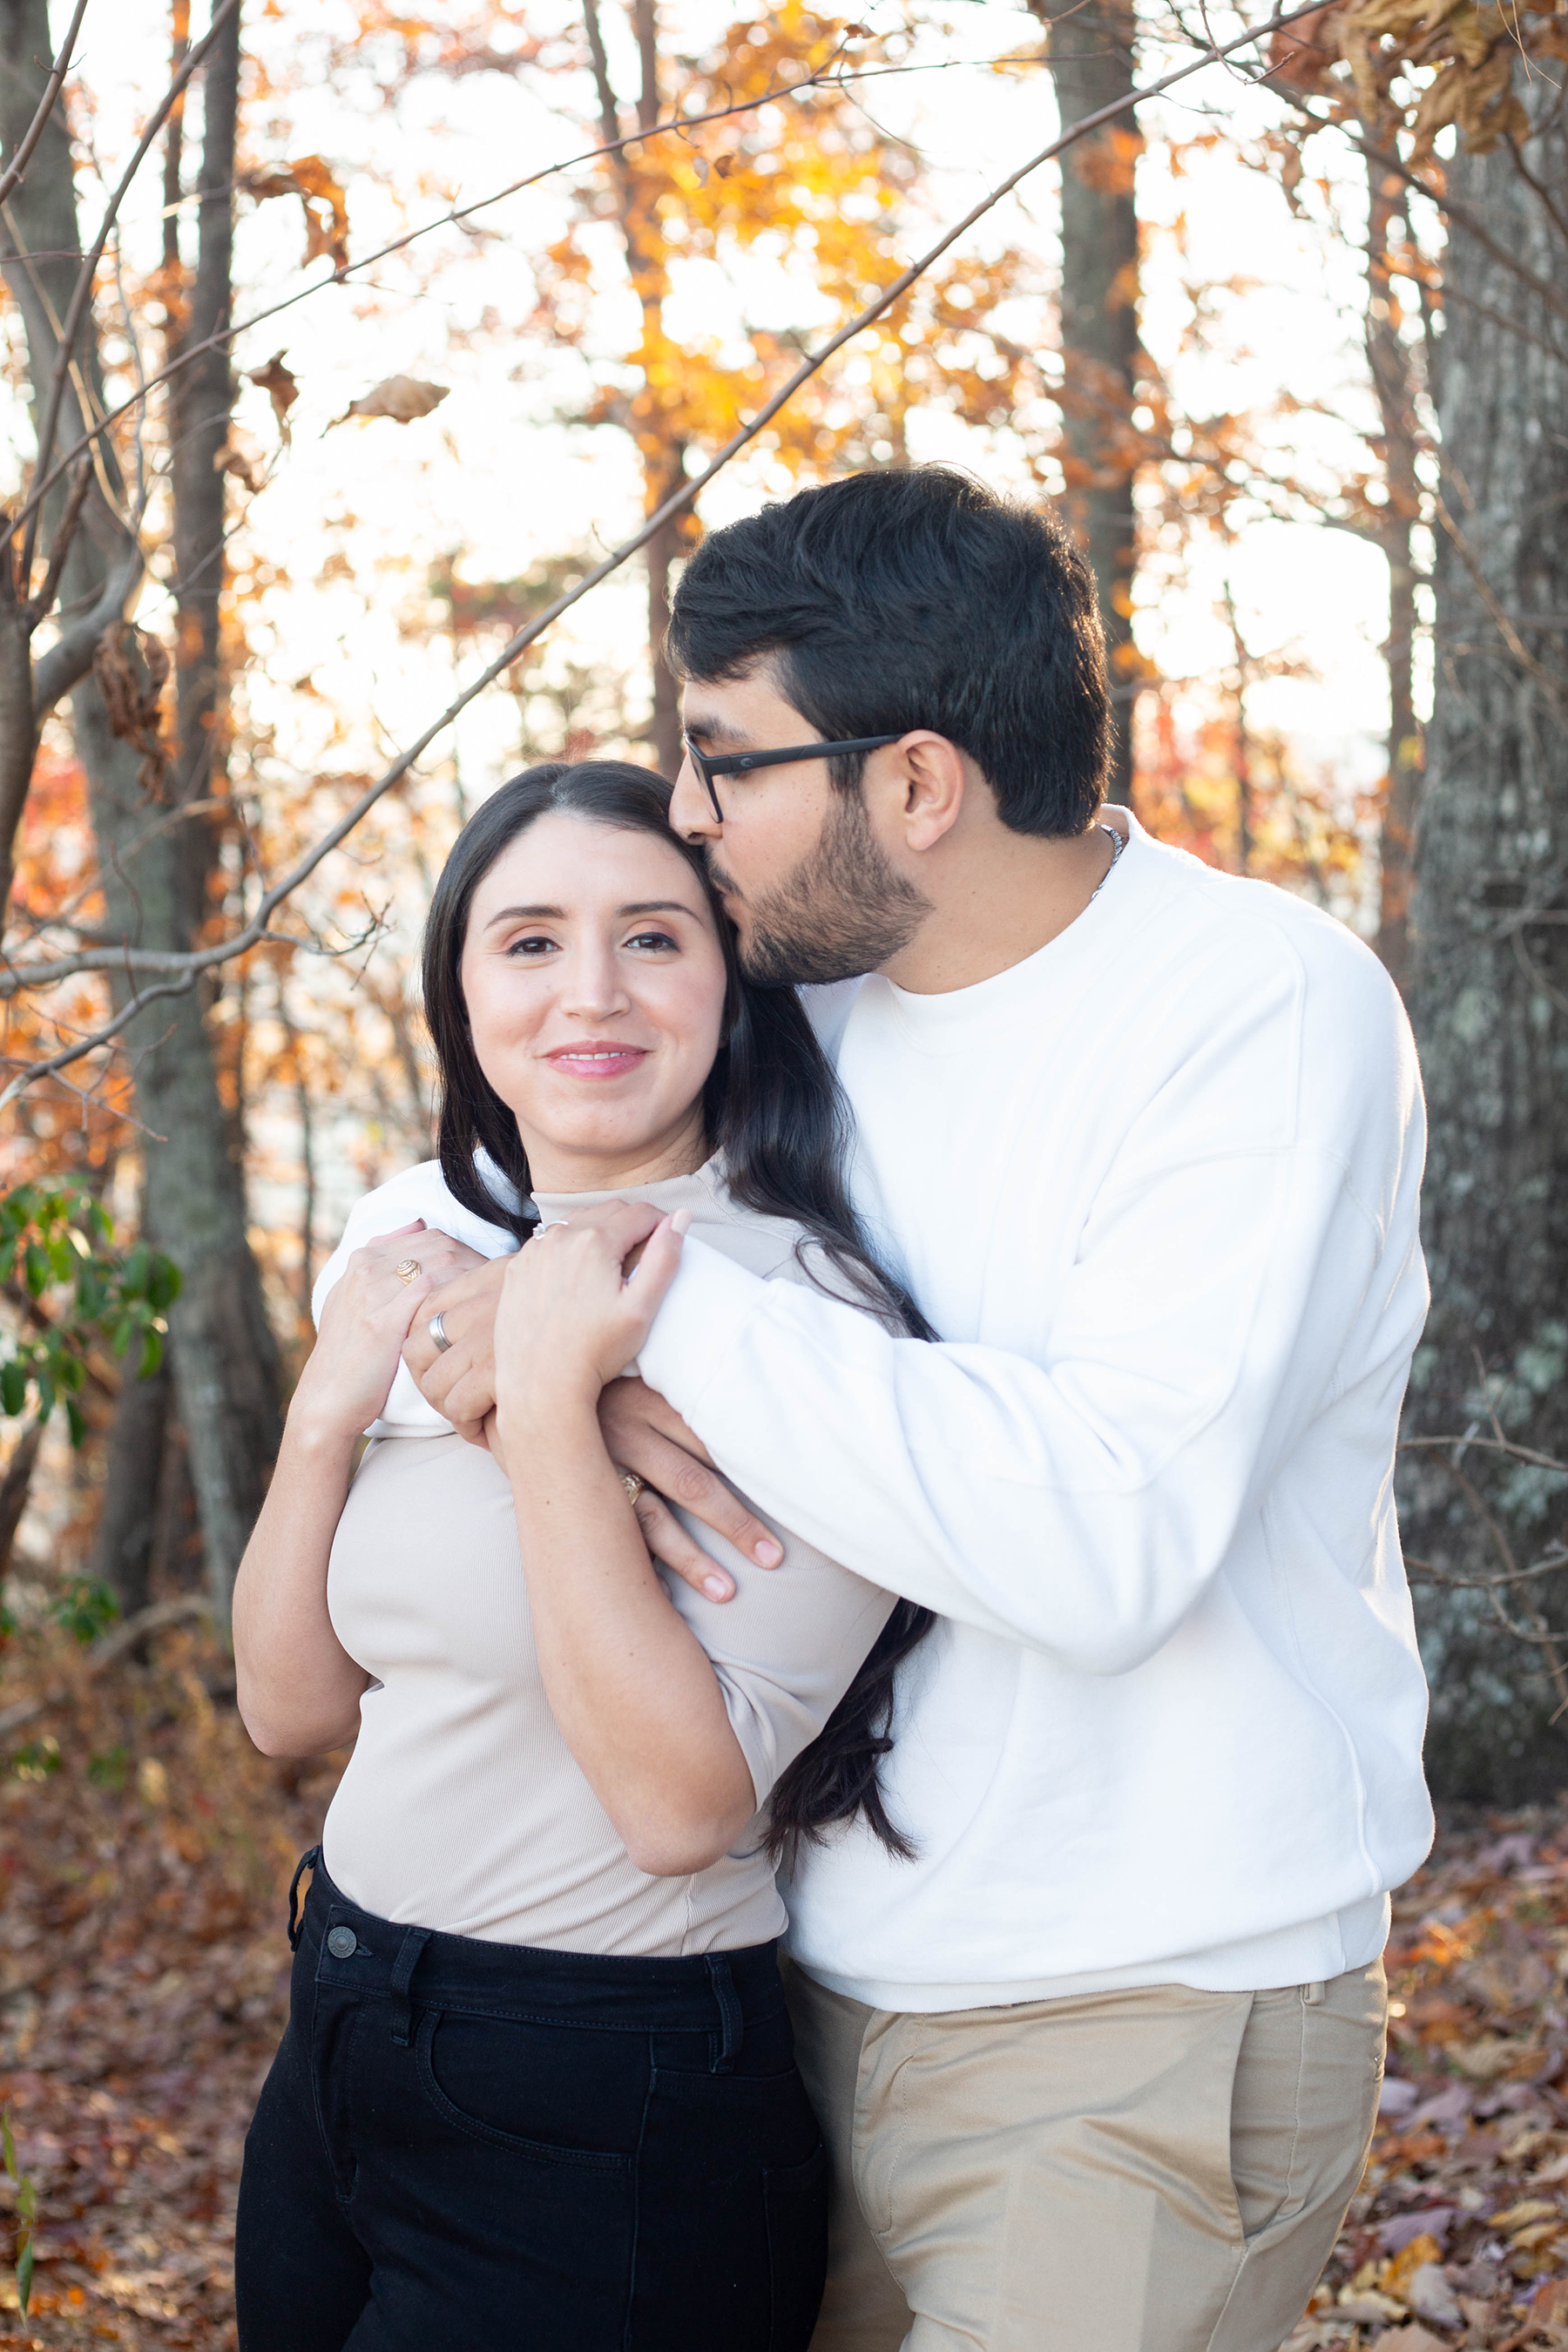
[327,1925,359,1959]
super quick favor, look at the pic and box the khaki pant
[784,1959,1386,2352]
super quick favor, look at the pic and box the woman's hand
[495,1200,688,1434]
[294,1222,483,1443]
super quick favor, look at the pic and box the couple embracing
[230,464,1432,2352]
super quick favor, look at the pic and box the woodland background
[0,0,1558,2341]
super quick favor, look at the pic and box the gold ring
[620,1472,645,1505]
[395,1258,422,1285]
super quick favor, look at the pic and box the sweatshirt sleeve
[638,943,1429,1677]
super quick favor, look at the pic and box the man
[396,464,1431,2349]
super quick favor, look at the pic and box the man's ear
[881,732,969,854]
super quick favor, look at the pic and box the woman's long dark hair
[422,759,935,1862]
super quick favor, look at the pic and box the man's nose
[670,756,719,843]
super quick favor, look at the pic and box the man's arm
[633,965,1429,1671]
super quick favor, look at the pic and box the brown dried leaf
[328,375,450,430]
[91,622,171,801]
[240,152,348,270]
[246,349,299,436]
[213,434,267,492]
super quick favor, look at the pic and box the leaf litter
[0,1620,341,2349]
[2,1626,1567,2348]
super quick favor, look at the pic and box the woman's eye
[626,929,679,953]
[505,934,558,958]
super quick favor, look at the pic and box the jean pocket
[764,2136,830,2352]
[415,2010,634,2169]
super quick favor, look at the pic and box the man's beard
[713,789,930,987]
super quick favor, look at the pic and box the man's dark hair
[666,464,1111,836]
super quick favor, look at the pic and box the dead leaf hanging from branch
[239,153,349,271]
[325,375,449,430]
[245,350,298,441]
[91,623,171,802]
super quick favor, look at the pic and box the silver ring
[429,1311,453,1354]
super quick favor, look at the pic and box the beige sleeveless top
[321,1159,896,1957]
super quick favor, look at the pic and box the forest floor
[0,1624,1565,2347]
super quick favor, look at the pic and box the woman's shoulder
[695,1166,873,1311]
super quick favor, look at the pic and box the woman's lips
[544,1044,650,1080]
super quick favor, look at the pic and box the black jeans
[235,1852,828,2352]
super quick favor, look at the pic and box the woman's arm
[233,1419,369,1758]
[496,1204,757,1876]
[233,1220,480,1757]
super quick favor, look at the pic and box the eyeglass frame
[681,731,904,822]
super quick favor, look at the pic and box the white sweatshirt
[634,814,1434,2010]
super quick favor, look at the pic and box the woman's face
[459,810,728,1192]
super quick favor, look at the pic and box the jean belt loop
[705,1952,742,2075]
[287,1847,321,1953]
[389,1926,432,2047]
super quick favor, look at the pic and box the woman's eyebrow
[482,898,700,929]
[483,902,563,926]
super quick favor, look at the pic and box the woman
[231,760,932,2352]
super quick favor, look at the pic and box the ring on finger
[620,1471,645,1505]
[395,1258,422,1285]
[429,1311,453,1354]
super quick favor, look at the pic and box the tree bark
[1365,135,1424,993]
[0,0,280,1631]
[86,1358,170,1615]
[1042,0,1140,806]
[1402,71,1568,1799]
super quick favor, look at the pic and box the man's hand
[598,1376,783,1604]
[402,1255,509,1443]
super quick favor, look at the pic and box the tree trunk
[645,456,685,781]
[86,1359,170,1615]
[1365,134,1424,993]
[0,0,280,1631]
[1402,75,1568,1799]
[1042,0,1140,806]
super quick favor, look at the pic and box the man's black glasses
[682,732,902,821]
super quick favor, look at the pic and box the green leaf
[17,2235,33,2314]
[87,1746,127,1791]
[51,1579,117,1646]
[0,1362,25,1418]
[137,1327,163,1380]
[148,1257,182,1311]
[22,1245,48,1298]
[65,1397,85,1449]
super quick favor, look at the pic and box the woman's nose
[559,944,631,1018]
